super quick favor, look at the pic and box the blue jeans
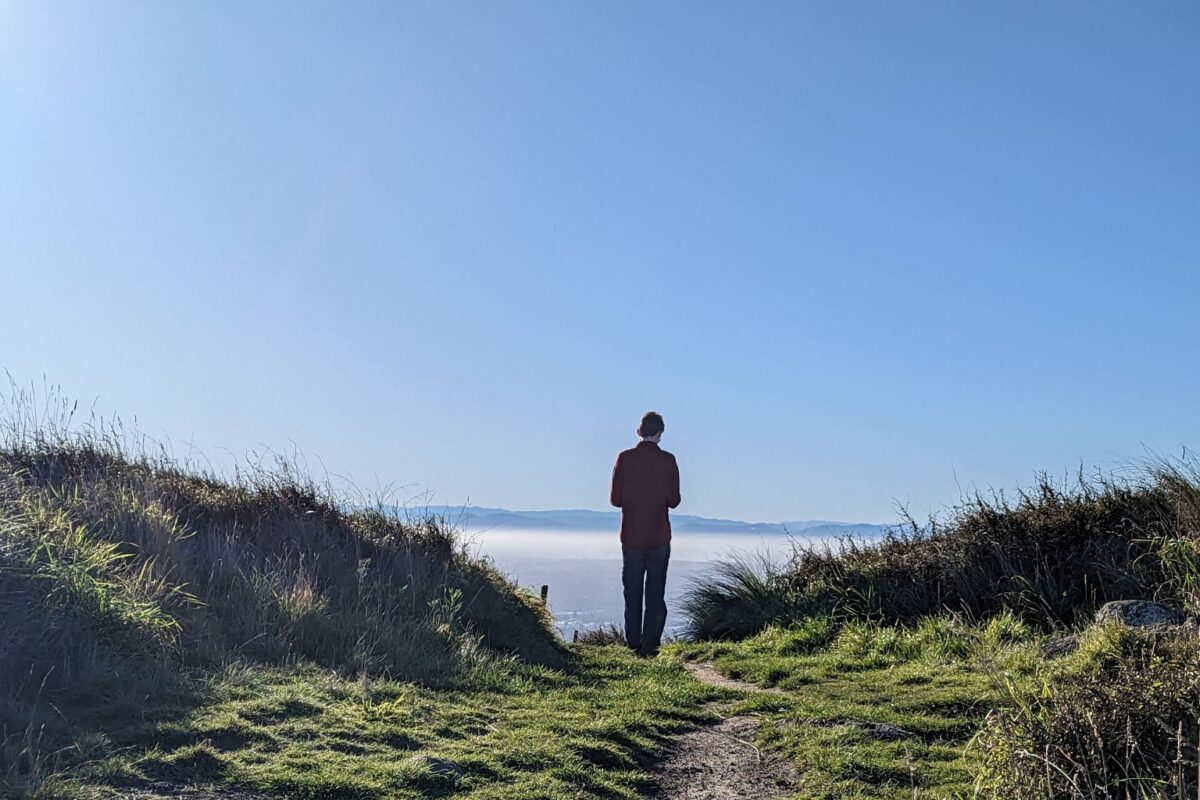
[622,543,670,655]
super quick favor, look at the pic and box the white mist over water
[463,528,830,639]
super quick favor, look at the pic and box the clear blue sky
[2,2,1197,523]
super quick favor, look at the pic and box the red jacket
[610,441,681,548]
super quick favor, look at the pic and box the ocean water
[463,529,822,640]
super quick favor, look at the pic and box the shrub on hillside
[975,622,1200,799]
[683,465,1199,640]
[574,624,626,646]
[0,446,562,681]
[678,554,798,640]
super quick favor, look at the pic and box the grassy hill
[678,463,1200,798]
[4,392,1197,799]
[0,412,717,799]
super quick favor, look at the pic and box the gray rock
[1041,634,1079,658]
[1094,600,1181,627]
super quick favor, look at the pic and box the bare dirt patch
[683,662,787,695]
[654,663,799,799]
[655,715,799,799]
[116,785,265,799]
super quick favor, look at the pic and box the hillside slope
[678,463,1200,798]
[0,422,712,798]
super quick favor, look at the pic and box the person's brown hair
[638,411,665,438]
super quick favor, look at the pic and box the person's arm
[667,454,681,509]
[610,454,623,507]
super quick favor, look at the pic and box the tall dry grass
[684,463,1200,639]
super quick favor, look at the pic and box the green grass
[6,389,1197,799]
[975,622,1200,800]
[0,389,727,799]
[673,614,1042,800]
[676,459,1200,797]
[36,646,718,800]
[0,432,570,792]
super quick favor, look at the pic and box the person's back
[610,411,680,656]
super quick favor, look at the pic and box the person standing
[610,411,681,657]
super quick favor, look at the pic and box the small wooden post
[540,584,549,604]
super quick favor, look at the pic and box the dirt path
[118,787,263,799]
[654,663,799,799]
[683,662,788,695]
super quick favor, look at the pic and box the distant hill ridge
[399,505,889,538]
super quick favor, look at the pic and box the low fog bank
[463,528,871,638]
